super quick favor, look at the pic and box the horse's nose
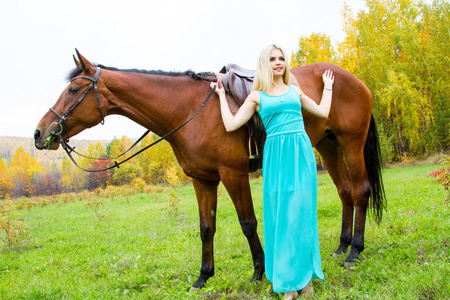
[34,129,41,141]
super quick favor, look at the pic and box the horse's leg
[220,171,265,282]
[191,177,220,290]
[316,136,354,256]
[341,145,372,265]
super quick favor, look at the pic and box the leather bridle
[48,67,104,142]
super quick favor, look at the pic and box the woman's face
[269,48,286,77]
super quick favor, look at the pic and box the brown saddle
[218,64,263,173]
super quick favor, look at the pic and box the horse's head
[34,50,107,150]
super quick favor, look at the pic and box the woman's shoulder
[248,90,261,102]
[290,85,302,94]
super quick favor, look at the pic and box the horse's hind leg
[316,136,354,255]
[191,178,219,290]
[341,144,371,264]
[220,171,265,282]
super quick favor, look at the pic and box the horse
[34,50,385,290]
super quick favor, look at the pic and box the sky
[0,0,366,141]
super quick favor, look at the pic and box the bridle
[46,66,217,172]
[49,67,104,142]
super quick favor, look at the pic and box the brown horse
[34,50,385,290]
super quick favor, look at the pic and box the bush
[112,164,143,185]
[0,200,29,248]
[428,155,450,202]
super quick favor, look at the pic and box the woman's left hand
[322,69,334,89]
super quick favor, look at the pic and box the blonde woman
[211,44,333,299]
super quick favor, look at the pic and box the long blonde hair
[252,44,291,93]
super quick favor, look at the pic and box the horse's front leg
[221,171,265,282]
[191,178,219,290]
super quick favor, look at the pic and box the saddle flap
[220,64,255,107]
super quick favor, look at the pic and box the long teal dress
[258,86,324,293]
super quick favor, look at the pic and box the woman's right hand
[210,81,226,96]
[322,69,334,89]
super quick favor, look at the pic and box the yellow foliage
[379,71,433,151]
[165,164,180,187]
[336,3,360,73]
[291,33,336,67]
[131,177,146,192]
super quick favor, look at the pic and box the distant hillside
[0,136,111,169]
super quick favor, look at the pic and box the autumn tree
[32,166,63,196]
[356,0,449,158]
[112,164,143,185]
[290,33,336,69]
[137,134,188,186]
[326,0,450,160]
[136,135,155,183]
[106,137,133,161]
[87,157,113,190]
[0,155,13,199]
[336,3,360,73]
[8,148,46,197]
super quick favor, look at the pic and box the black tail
[364,115,387,224]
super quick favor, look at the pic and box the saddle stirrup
[248,136,260,159]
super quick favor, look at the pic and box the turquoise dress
[259,86,324,293]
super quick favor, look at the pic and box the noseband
[49,67,105,142]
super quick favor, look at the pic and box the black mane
[66,64,214,82]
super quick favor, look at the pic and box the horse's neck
[105,72,194,137]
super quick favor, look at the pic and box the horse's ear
[73,54,80,67]
[75,49,95,74]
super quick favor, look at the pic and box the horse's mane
[66,64,214,82]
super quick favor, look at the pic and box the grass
[0,165,449,299]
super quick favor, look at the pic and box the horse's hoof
[344,261,357,269]
[250,274,264,283]
[332,252,342,258]
[189,287,201,293]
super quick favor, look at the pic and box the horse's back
[291,63,373,145]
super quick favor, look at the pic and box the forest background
[0,0,449,198]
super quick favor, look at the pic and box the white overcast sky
[0,0,367,140]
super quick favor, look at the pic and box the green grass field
[1,164,449,299]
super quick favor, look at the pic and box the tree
[112,164,143,185]
[342,0,449,159]
[290,33,336,68]
[87,157,113,190]
[137,134,156,183]
[33,168,63,196]
[137,133,189,186]
[336,3,360,73]
[106,137,133,161]
[8,148,46,197]
[0,155,13,199]
[380,71,433,155]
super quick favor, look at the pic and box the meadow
[1,164,449,299]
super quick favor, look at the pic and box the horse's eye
[68,87,78,94]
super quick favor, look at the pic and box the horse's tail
[364,115,387,224]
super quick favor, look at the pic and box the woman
[211,44,334,299]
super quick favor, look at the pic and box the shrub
[112,164,143,185]
[0,199,29,248]
[428,155,450,202]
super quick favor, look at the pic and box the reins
[49,67,217,172]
